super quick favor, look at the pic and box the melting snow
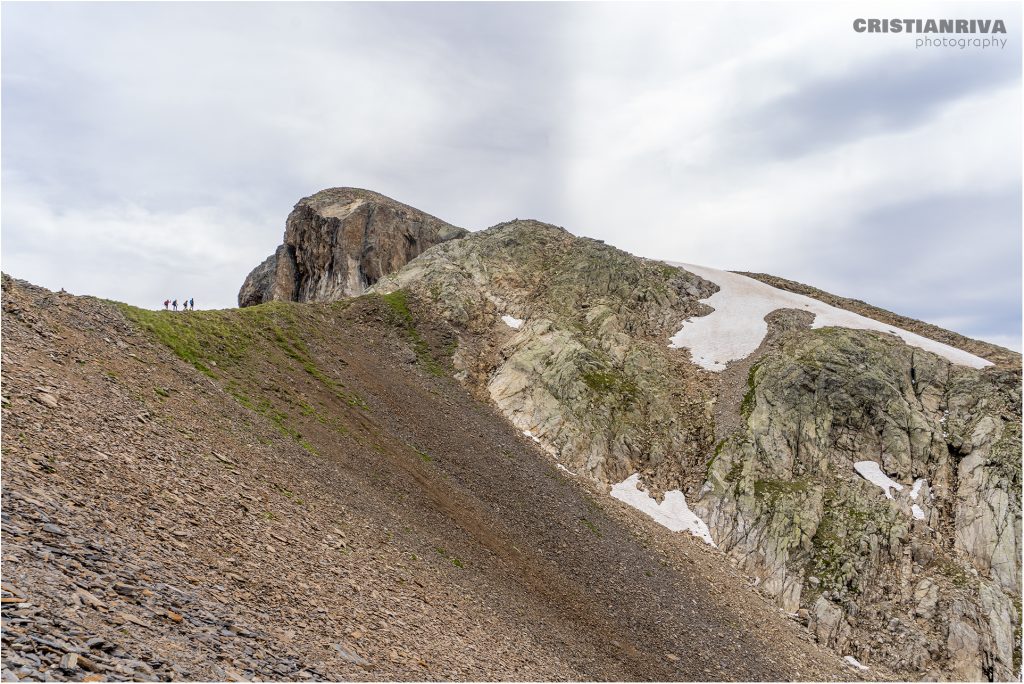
[856,466,930,521]
[665,263,992,371]
[557,464,572,475]
[523,430,542,444]
[844,656,869,671]
[909,479,929,521]
[853,461,903,499]
[610,474,716,546]
[501,315,524,329]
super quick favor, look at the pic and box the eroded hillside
[373,218,1022,681]
[4,188,1020,682]
[1,274,854,682]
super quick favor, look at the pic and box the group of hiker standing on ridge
[163,298,194,311]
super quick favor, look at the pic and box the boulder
[238,188,466,306]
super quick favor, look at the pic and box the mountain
[369,214,1021,681]
[2,188,1019,682]
[238,188,466,307]
[1,275,851,682]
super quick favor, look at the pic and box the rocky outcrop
[371,217,1021,681]
[238,188,466,307]
[374,220,721,490]
[232,190,1020,680]
[696,327,1020,680]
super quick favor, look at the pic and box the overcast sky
[2,1,1020,350]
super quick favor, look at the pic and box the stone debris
[369,217,1019,681]
[1,272,861,682]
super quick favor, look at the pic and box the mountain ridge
[1,273,859,682]
[2,188,1019,681]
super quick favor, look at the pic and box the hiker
[172,299,178,311]
[163,299,169,310]
[189,298,194,310]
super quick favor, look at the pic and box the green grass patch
[299,439,320,456]
[379,291,445,376]
[579,363,638,404]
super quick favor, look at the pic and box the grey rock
[331,644,370,667]
[238,188,467,307]
[370,216,1021,681]
[810,596,849,650]
[33,393,58,409]
[913,579,938,620]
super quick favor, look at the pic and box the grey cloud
[1,2,1019,349]
[738,50,1019,159]
[789,189,1021,345]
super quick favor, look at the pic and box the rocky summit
[238,188,466,307]
[3,188,1020,683]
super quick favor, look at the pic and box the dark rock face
[237,245,292,308]
[238,188,466,307]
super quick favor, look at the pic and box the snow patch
[610,474,715,546]
[556,464,572,475]
[910,478,927,501]
[523,430,542,444]
[501,315,524,329]
[912,504,926,521]
[665,263,991,371]
[854,461,904,499]
[844,656,869,671]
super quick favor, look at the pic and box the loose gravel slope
[1,275,861,681]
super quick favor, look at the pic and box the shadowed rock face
[238,188,466,307]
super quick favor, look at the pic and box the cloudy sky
[2,1,1020,349]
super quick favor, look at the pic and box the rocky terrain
[238,189,466,307]
[3,187,1020,682]
[365,199,1021,681]
[741,272,1020,369]
[1,274,857,681]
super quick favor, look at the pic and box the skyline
[2,1,1020,350]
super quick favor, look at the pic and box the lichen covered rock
[375,220,719,490]
[696,327,1021,680]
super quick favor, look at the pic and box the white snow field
[522,430,542,444]
[610,474,716,546]
[853,461,904,499]
[501,314,524,329]
[854,462,931,522]
[665,263,992,371]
